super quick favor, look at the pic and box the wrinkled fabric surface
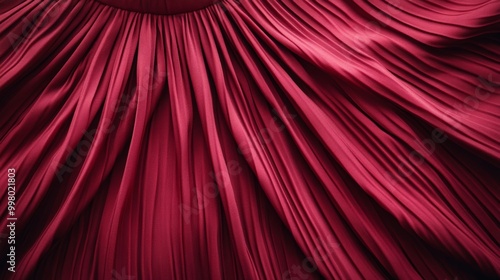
[0,0,499,279]
[96,0,219,14]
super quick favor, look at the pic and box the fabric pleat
[0,0,499,279]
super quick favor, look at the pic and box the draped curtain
[0,0,499,279]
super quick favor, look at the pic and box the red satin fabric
[97,0,219,14]
[0,0,499,279]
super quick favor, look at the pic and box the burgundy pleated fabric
[0,0,499,279]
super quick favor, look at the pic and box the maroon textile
[97,0,219,14]
[0,0,499,279]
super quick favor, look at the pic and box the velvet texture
[0,0,499,279]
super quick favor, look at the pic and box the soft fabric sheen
[97,0,219,14]
[0,0,499,279]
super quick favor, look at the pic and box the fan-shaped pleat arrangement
[0,0,499,279]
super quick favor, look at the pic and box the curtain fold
[0,0,499,279]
